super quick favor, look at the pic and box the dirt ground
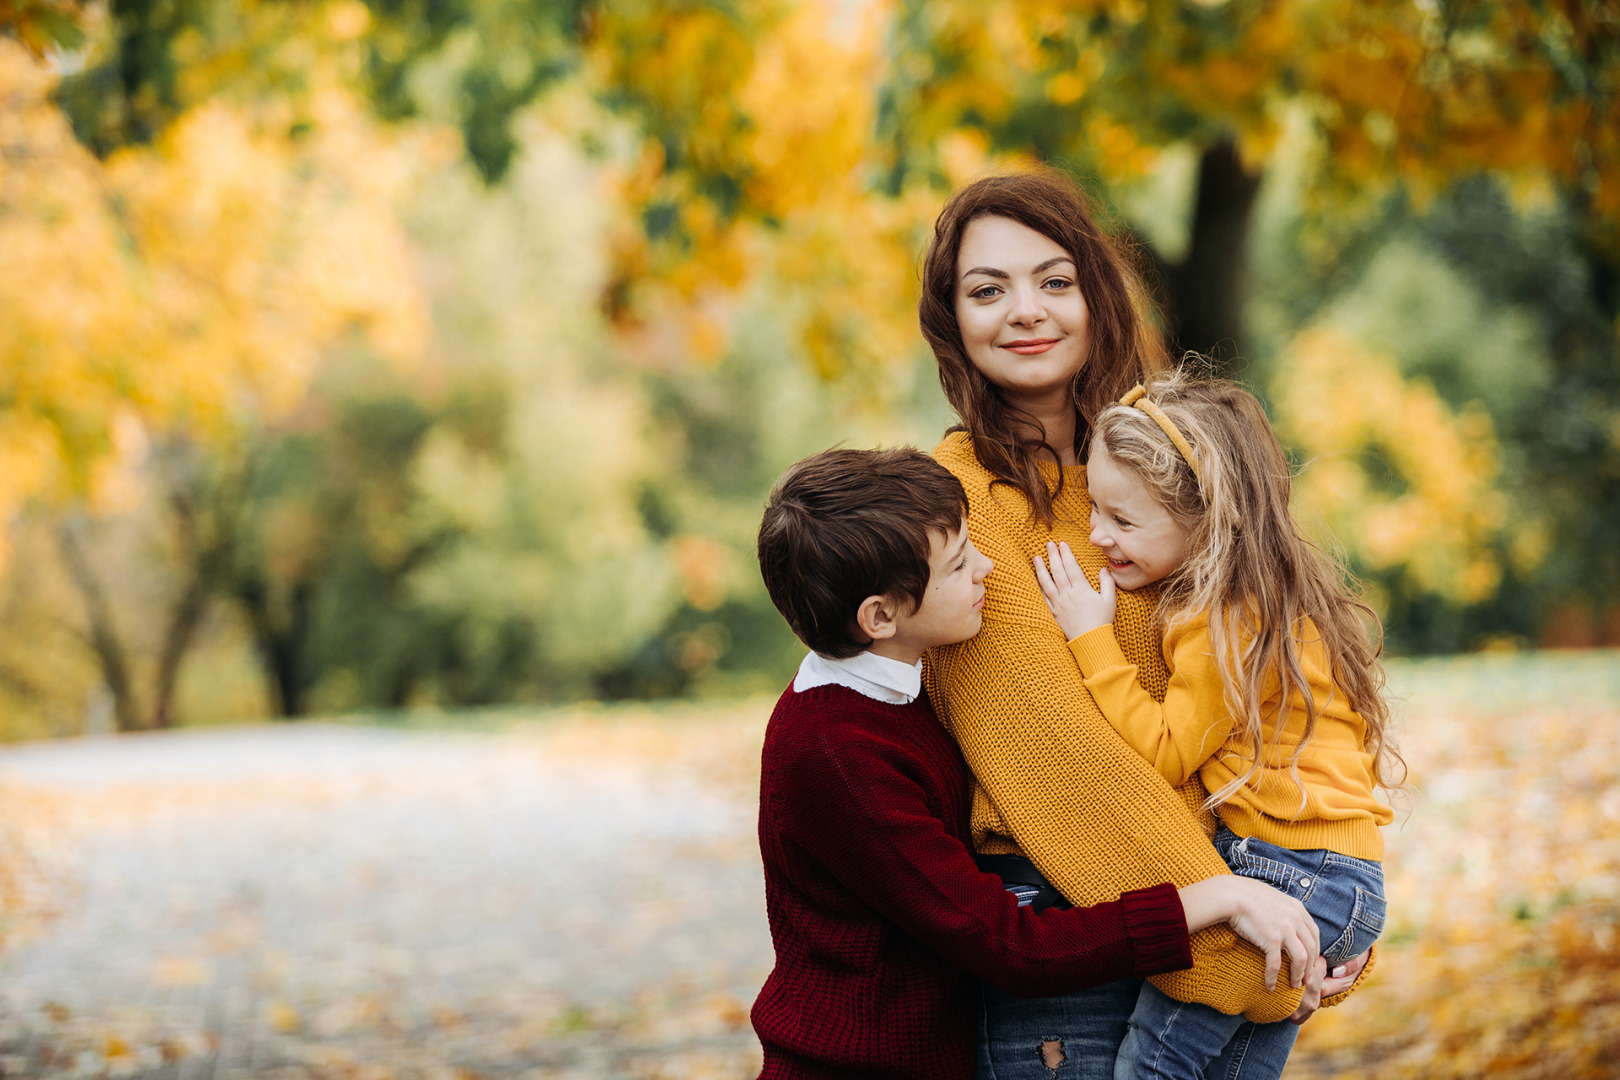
[3,651,1619,1080]
[0,705,776,1080]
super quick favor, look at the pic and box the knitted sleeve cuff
[1067,625,1131,678]
[1120,882,1194,978]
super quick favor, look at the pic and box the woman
[918,172,1371,1080]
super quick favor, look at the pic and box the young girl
[1034,371,1403,1080]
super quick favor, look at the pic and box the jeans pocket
[1323,885,1386,964]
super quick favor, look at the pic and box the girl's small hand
[1033,541,1114,640]
[1290,948,1369,1025]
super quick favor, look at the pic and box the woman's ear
[855,594,899,642]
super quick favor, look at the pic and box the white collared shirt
[792,649,923,705]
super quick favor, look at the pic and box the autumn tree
[0,15,426,727]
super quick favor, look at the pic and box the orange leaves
[738,0,878,219]
[1289,655,1620,1078]
[1299,0,1615,241]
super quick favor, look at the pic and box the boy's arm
[1068,616,1237,789]
[774,721,1193,998]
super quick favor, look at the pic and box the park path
[0,708,776,1080]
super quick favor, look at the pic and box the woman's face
[954,215,1090,412]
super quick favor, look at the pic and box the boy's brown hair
[757,448,969,659]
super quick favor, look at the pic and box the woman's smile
[1002,338,1060,355]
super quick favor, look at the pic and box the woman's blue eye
[970,284,1000,299]
[1043,277,1073,290]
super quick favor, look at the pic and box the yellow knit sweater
[1071,617,1392,860]
[924,431,1373,1021]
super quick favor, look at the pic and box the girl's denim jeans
[1114,827,1387,1080]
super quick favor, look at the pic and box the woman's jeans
[977,980,1297,1080]
[1113,828,1388,1080]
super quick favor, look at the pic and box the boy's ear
[854,594,900,642]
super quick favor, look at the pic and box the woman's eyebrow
[961,256,1075,281]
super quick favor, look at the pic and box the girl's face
[954,215,1090,412]
[1085,438,1192,591]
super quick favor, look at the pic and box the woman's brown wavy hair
[920,170,1168,526]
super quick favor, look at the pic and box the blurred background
[0,0,1616,1076]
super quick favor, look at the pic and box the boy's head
[757,448,986,660]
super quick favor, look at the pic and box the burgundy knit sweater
[752,683,1194,1080]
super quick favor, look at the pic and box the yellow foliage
[0,34,425,567]
[598,0,934,390]
[1273,329,1510,605]
[739,0,877,219]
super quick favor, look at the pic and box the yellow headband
[1119,385,1202,484]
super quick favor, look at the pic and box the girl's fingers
[1056,541,1083,575]
[1044,542,1070,589]
[1098,566,1115,606]
[1032,554,1057,600]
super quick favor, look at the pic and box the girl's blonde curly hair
[1091,368,1408,812]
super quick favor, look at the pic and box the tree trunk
[148,568,210,730]
[1159,137,1264,368]
[58,520,142,732]
[147,471,234,730]
[236,576,313,719]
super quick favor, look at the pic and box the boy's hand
[1033,541,1114,640]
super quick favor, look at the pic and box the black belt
[975,853,1072,913]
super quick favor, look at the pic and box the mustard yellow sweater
[1071,616,1392,861]
[924,431,1373,1021]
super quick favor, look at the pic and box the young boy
[751,448,1229,1079]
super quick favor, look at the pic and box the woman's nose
[1008,286,1045,326]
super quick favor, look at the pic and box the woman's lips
[1001,338,1059,355]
